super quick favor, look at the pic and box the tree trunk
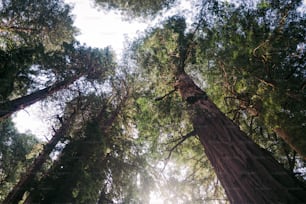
[3,112,76,204]
[175,72,306,204]
[0,73,83,121]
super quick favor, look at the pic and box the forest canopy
[0,0,305,203]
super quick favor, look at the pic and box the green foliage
[0,42,116,122]
[26,91,153,203]
[0,119,39,202]
[0,45,44,99]
[0,0,78,101]
[93,0,177,19]
[132,92,228,202]
[0,0,77,50]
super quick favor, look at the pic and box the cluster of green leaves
[0,0,76,50]
[0,119,38,202]
[93,0,177,20]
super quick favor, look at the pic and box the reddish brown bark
[175,72,306,204]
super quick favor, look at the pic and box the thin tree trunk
[0,73,84,121]
[175,72,306,204]
[2,112,76,204]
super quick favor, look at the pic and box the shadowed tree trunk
[0,73,84,121]
[175,72,306,203]
[3,111,77,204]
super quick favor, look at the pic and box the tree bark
[0,73,84,121]
[175,72,306,204]
[3,112,76,204]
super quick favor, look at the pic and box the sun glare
[149,192,164,204]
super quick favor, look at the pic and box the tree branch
[162,130,196,172]
[154,89,176,101]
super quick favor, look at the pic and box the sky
[64,0,148,55]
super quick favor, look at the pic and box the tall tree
[2,110,77,204]
[0,45,114,121]
[26,79,155,203]
[0,119,39,202]
[132,16,306,203]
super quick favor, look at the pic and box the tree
[25,86,149,203]
[0,45,114,121]
[132,16,306,203]
[0,119,39,202]
[2,110,77,204]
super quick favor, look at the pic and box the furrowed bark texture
[175,72,306,204]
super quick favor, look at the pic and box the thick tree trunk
[3,112,76,204]
[175,72,306,204]
[0,73,83,121]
